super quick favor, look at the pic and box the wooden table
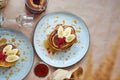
[2,0,120,80]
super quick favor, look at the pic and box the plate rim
[34,11,90,68]
[0,27,34,80]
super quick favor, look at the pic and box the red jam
[58,38,65,45]
[34,63,49,77]
[0,52,6,61]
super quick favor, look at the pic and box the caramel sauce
[44,39,57,54]
[21,58,25,62]
[0,38,7,45]
[73,20,77,24]
[11,38,16,42]
[62,20,65,24]
[0,44,7,52]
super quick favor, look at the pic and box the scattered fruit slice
[58,26,64,38]
[6,49,18,56]
[63,27,71,37]
[3,45,12,53]
[65,34,76,43]
[5,55,19,62]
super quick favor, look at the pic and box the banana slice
[3,45,12,53]
[63,27,71,37]
[65,34,76,43]
[58,26,64,38]
[6,49,18,56]
[5,55,19,62]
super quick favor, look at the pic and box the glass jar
[0,13,34,27]
[25,0,48,14]
[0,0,8,9]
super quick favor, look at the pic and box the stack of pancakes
[48,24,77,51]
[0,44,20,68]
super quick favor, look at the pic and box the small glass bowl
[25,0,48,14]
[34,62,49,78]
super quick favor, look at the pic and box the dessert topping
[3,45,12,53]
[2,45,19,62]
[58,26,64,38]
[63,27,71,37]
[3,45,18,55]
[5,55,19,62]
[57,38,65,46]
[57,26,75,43]
[0,52,6,61]
[65,34,76,43]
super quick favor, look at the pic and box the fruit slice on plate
[5,55,19,62]
[3,45,12,53]
[3,45,18,55]
[63,27,72,37]
[65,34,76,43]
[58,26,64,38]
[6,49,18,56]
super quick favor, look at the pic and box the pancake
[48,24,77,51]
